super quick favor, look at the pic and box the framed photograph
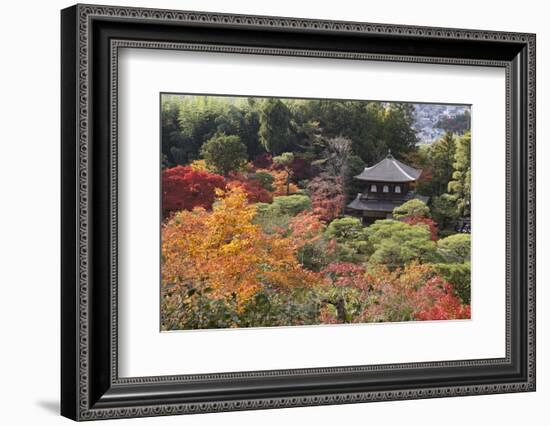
[61,4,536,421]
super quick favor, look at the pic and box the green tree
[431,193,459,230]
[382,103,419,156]
[160,96,264,167]
[258,99,293,154]
[293,100,417,164]
[392,199,430,219]
[448,131,471,216]
[325,216,370,262]
[177,97,230,162]
[402,146,433,196]
[437,234,471,263]
[160,95,184,167]
[429,131,456,195]
[325,216,365,242]
[236,99,264,158]
[200,133,247,176]
[365,220,440,269]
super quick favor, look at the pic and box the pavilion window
[383,185,389,193]
[370,184,377,192]
[395,185,401,194]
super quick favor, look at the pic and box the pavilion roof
[354,151,422,183]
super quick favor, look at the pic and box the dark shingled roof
[347,192,429,212]
[355,152,422,183]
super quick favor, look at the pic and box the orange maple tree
[256,168,299,196]
[162,186,320,308]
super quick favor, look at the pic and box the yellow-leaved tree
[162,186,319,309]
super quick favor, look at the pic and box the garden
[160,95,472,330]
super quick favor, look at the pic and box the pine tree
[448,132,471,216]
[429,131,457,195]
[258,99,293,154]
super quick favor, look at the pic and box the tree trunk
[285,170,290,195]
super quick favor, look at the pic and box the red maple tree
[162,166,225,218]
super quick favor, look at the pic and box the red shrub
[403,216,439,240]
[162,166,225,218]
[412,278,471,320]
[226,178,273,204]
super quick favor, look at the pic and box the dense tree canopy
[162,96,420,168]
[160,94,472,330]
[200,133,248,176]
[258,99,294,154]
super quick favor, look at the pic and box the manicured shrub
[325,216,370,263]
[271,194,312,216]
[365,220,441,269]
[393,199,430,219]
[437,233,471,263]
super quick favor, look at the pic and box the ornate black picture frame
[61,4,536,421]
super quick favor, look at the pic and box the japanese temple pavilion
[347,150,429,223]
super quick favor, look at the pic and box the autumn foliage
[161,156,471,330]
[159,92,478,330]
[403,216,439,241]
[308,174,345,222]
[162,187,319,314]
[226,176,273,204]
[161,178,470,329]
[360,262,469,322]
[288,211,326,250]
[162,166,225,218]
[256,168,299,196]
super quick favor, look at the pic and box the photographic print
[160,94,472,331]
